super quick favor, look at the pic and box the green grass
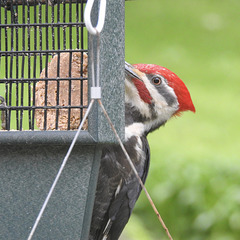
[122,0,240,239]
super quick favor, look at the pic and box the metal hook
[84,0,107,35]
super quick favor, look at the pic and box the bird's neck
[125,103,166,141]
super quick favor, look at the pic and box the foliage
[123,0,240,239]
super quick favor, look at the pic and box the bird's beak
[125,61,143,81]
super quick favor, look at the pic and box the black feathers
[89,136,150,240]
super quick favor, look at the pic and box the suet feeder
[0,0,125,239]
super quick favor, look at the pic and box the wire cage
[0,0,124,239]
[0,0,88,131]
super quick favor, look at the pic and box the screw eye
[152,76,162,85]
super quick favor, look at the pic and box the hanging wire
[26,1,107,238]
[98,99,173,240]
[84,1,173,238]
[27,0,173,239]
[84,0,106,98]
[27,99,95,240]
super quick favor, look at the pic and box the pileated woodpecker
[89,62,195,240]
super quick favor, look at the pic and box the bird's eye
[152,76,162,85]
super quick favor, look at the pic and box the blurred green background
[122,0,240,239]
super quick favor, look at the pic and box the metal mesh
[0,0,88,131]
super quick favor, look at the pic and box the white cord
[84,0,107,35]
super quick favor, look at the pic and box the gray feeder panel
[0,132,101,240]
[0,1,125,240]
